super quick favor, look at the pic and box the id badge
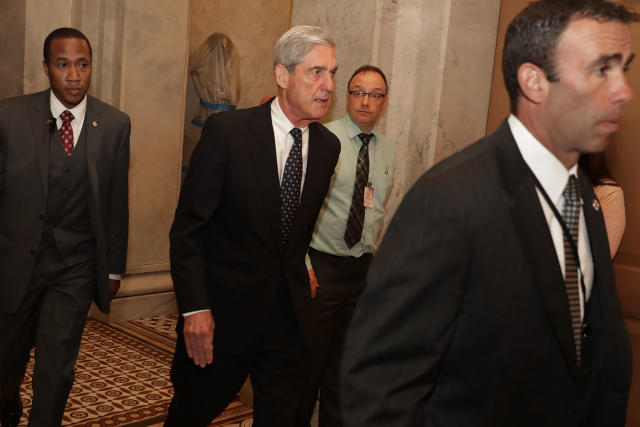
[364,184,374,208]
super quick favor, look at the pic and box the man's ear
[517,62,549,105]
[275,64,289,89]
[42,60,50,78]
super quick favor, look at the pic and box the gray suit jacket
[341,120,631,427]
[0,89,130,314]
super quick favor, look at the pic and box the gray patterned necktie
[344,133,373,248]
[281,128,303,247]
[561,175,583,365]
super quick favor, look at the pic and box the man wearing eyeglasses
[297,65,395,427]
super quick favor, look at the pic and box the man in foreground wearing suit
[0,28,130,427]
[342,1,637,426]
[165,25,340,426]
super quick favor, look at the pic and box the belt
[308,247,373,262]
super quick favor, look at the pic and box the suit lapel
[291,122,324,244]
[247,102,282,247]
[494,120,580,379]
[84,97,102,213]
[32,91,53,200]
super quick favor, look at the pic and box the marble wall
[0,0,26,99]
[292,0,501,227]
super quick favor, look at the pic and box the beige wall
[181,0,292,171]
[0,0,26,99]
[185,0,291,120]
[609,3,640,425]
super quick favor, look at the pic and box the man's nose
[68,65,81,81]
[324,74,334,93]
[611,74,633,105]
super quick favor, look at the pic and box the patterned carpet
[18,315,253,426]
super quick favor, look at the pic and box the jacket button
[38,214,45,221]
[29,249,36,256]
[583,322,592,339]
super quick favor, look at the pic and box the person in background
[580,152,626,257]
[0,27,130,427]
[297,65,394,427]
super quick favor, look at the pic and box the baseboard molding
[90,290,178,323]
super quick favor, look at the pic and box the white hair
[273,25,335,73]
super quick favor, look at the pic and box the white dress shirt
[50,91,86,147]
[508,115,593,320]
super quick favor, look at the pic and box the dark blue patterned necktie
[281,128,303,247]
[344,133,373,248]
[562,175,582,365]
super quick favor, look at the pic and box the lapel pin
[592,199,600,212]
[92,121,98,127]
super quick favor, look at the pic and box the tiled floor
[17,316,253,426]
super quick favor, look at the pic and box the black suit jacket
[341,120,631,427]
[169,100,340,353]
[0,90,130,314]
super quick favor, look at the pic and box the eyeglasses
[348,90,387,102]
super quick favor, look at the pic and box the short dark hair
[502,0,638,114]
[347,65,388,93]
[43,27,93,63]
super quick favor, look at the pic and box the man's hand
[109,279,121,300]
[184,311,215,368]
[308,268,319,298]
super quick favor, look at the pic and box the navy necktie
[281,128,303,247]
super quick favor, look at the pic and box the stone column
[291,0,501,226]
[0,0,26,99]
[22,0,190,321]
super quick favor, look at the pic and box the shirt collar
[508,114,578,204]
[344,114,378,143]
[271,97,309,135]
[50,90,87,123]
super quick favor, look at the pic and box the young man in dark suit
[0,28,130,427]
[165,25,340,426]
[342,1,637,426]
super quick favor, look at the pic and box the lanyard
[531,174,587,300]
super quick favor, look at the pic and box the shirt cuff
[183,309,211,317]
[305,252,313,270]
[109,274,122,280]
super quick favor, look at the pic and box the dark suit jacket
[0,90,130,314]
[169,100,340,353]
[341,120,631,427]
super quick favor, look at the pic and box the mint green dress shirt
[306,115,395,268]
